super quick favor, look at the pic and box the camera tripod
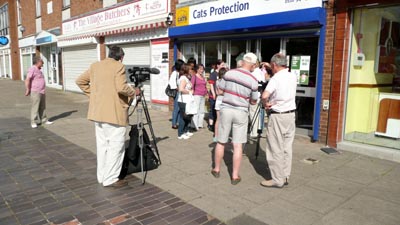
[247,100,266,159]
[129,85,161,184]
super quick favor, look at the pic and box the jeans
[192,95,205,128]
[95,122,126,186]
[209,98,216,122]
[178,102,191,136]
[172,94,181,126]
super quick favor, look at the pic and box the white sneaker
[185,132,194,137]
[44,121,53,125]
[31,123,37,128]
[178,134,190,140]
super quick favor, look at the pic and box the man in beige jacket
[76,46,137,188]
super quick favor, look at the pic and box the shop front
[19,36,36,80]
[36,31,63,89]
[58,0,171,106]
[170,0,326,141]
[332,1,400,158]
[0,35,11,78]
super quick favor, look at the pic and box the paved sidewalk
[1,79,400,225]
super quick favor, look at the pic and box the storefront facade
[328,0,400,161]
[19,36,35,80]
[58,0,171,106]
[0,34,11,79]
[170,0,327,141]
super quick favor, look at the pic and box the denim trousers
[172,94,181,126]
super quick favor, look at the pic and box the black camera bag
[119,125,159,179]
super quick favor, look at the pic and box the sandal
[231,176,241,185]
[211,170,220,178]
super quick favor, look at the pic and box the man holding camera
[261,53,297,188]
[76,46,138,188]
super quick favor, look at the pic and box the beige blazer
[76,58,135,126]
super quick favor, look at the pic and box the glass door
[285,37,319,135]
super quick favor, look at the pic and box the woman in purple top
[191,64,207,130]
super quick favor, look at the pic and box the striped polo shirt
[218,68,259,112]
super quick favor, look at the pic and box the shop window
[182,42,195,62]
[230,40,246,69]
[63,0,71,8]
[204,41,218,73]
[0,4,9,36]
[344,6,400,150]
[260,38,280,63]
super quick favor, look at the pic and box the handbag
[185,94,198,115]
[165,84,177,98]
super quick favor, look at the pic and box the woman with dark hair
[170,59,185,129]
[177,64,194,140]
[191,64,207,130]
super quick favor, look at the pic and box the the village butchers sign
[63,0,168,34]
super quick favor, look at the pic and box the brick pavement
[0,117,223,225]
[1,79,400,225]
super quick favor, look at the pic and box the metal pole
[137,109,145,184]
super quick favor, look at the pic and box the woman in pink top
[191,64,208,130]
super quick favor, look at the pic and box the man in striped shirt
[211,53,259,185]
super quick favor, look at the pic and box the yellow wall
[345,7,397,134]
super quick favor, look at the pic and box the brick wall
[6,0,22,80]
[168,0,178,111]
[319,0,335,143]
[327,9,351,147]
[41,0,62,30]
[70,0,102,17]
[20,0,36,37]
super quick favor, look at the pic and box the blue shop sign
[0,36,9,46]
[36,36,53,45]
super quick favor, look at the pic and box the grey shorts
[217,107,249,144]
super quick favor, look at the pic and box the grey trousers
[266,112,295,185]
[31,92,47,124]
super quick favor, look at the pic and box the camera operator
[76,45,139,188]
[249,60,267,138]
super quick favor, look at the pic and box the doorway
[41,44,62,87]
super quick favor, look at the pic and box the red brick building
[326,0,400,161]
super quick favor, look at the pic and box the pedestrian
[213,67,227,143]
[76,45,138,188]
[24,56,53,128]
[208,59,225,132]
[170,59,185,129]
[211,53,259,185]
[249,60,266,138]
[260,53,297,188]
[177,64,194,140]
[191,64,207,130]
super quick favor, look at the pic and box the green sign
[291,55,310,85]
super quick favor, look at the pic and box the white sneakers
[31,121,53,128]
[178,132,194,140]
[178,134,190,140]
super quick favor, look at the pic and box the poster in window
[291,55,310,85]
[375,18,400,74]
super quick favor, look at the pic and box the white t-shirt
[264,68,297,112]
[168,70,179,89]
[252,67,266,83]
[177,76,192,103]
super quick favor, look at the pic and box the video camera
[128,67,160,87]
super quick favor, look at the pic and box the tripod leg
[137,109,145,185]
[139,91,161,164]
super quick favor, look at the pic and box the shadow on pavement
[49,110,78,122]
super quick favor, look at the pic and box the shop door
[63,45,98,92]
[286,37,319,136]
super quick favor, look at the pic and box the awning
[58,20,167,42]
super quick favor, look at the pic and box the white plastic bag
[185,94,198,115]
